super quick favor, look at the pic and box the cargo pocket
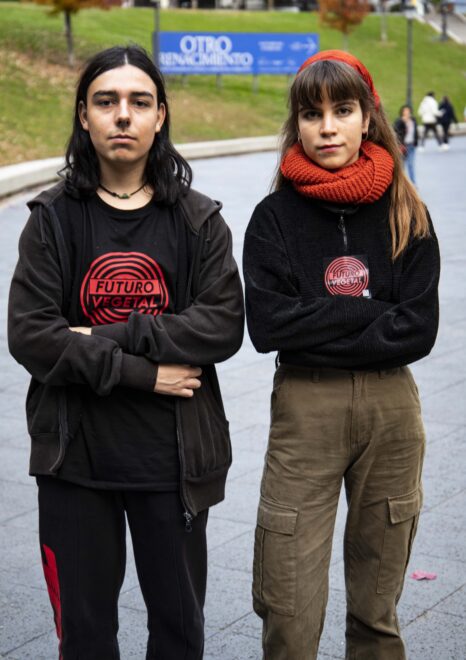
[253,496,299,616]
[377,486,423,594]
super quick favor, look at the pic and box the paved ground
[1,138,465,659]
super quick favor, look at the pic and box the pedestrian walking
[8,45,244,659]
[417,91,442,149]
[394,104,419,184]
[438,95,458,149]
[243,50,440,660]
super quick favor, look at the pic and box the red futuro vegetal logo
[80,252,169,325]
[324,256,369,297]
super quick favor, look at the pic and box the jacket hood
[27,181,222,235]
[179,188,223,234]
[27,180,70,211]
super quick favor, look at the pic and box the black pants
[421,122,442,146]
[440,121,451,144]
[37,477,208,660]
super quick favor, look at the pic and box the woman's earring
[362,131,368,141]
[297,134,302,144]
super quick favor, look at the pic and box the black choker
[99,182,147,200]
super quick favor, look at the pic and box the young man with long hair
[8,45,244,659]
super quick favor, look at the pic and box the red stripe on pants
[42,544,63,660]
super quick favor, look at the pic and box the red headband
[298,50,381,110]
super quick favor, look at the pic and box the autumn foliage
[319,0,370,47]
[32,0,110,66]
[34,0,109,13]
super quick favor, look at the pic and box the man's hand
[155,364,202,398]
[70,326,92,335]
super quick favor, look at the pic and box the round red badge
[324,256,369,297]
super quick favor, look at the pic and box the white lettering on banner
[179,35,233,54]
[217,36,232,52]
[160,35,254,70]
[160,51,254,68]
[258,41,284,52]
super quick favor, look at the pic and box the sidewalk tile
[402,610,466,659]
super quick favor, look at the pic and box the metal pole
[406,16,413,107]
[440,1,448,41]
[153,0,160,68]
[380,0,388,42]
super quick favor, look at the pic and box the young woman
[8,45,244,659]
[438,95,458,148]
[394,104,418,184]
[243,50,440,659]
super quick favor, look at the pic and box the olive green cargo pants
[253,365,425,660]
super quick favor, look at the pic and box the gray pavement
[1,138,465,659]
[425,9,466,45]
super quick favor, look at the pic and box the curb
[424,11,466,44]
[426,19,465,44]
[0,136,279,199]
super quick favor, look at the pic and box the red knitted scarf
[280,141,394,204]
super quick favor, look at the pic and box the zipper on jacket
[175,400,195,532]
[338,214,348,253]
[50,389,68,473]
[183,511,193,533]
[173,222,206,530]
[184,233,202,307]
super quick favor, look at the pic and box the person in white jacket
[418,91,442,148]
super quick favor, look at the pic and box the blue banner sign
[158,32,319,75]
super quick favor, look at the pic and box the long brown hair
[274,60,429,259]
[65,45,192,203]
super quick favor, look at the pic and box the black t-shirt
[58,193,190,490]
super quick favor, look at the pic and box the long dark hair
[64,45,192,204]
[274,60,429,259]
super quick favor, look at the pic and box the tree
[319,0,370,51]
[33,0,109,67]
[379,0,388,42]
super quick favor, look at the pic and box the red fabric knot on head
[297,50,381,110]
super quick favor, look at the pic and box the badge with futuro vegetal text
[323,255,371,298]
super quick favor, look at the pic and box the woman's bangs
[294,61,367,109]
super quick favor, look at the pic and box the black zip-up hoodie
[243,183,440,370]
[8,181,244,519]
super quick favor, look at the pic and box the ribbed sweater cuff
[119,354,157,392]
[92,323,129,350]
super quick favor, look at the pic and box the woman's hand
[70,326,92,335]
[155,364,202,398]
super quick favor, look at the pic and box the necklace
[99,182,147,200]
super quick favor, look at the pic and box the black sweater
[243,184,440,371]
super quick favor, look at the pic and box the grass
[0,3,465,165]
